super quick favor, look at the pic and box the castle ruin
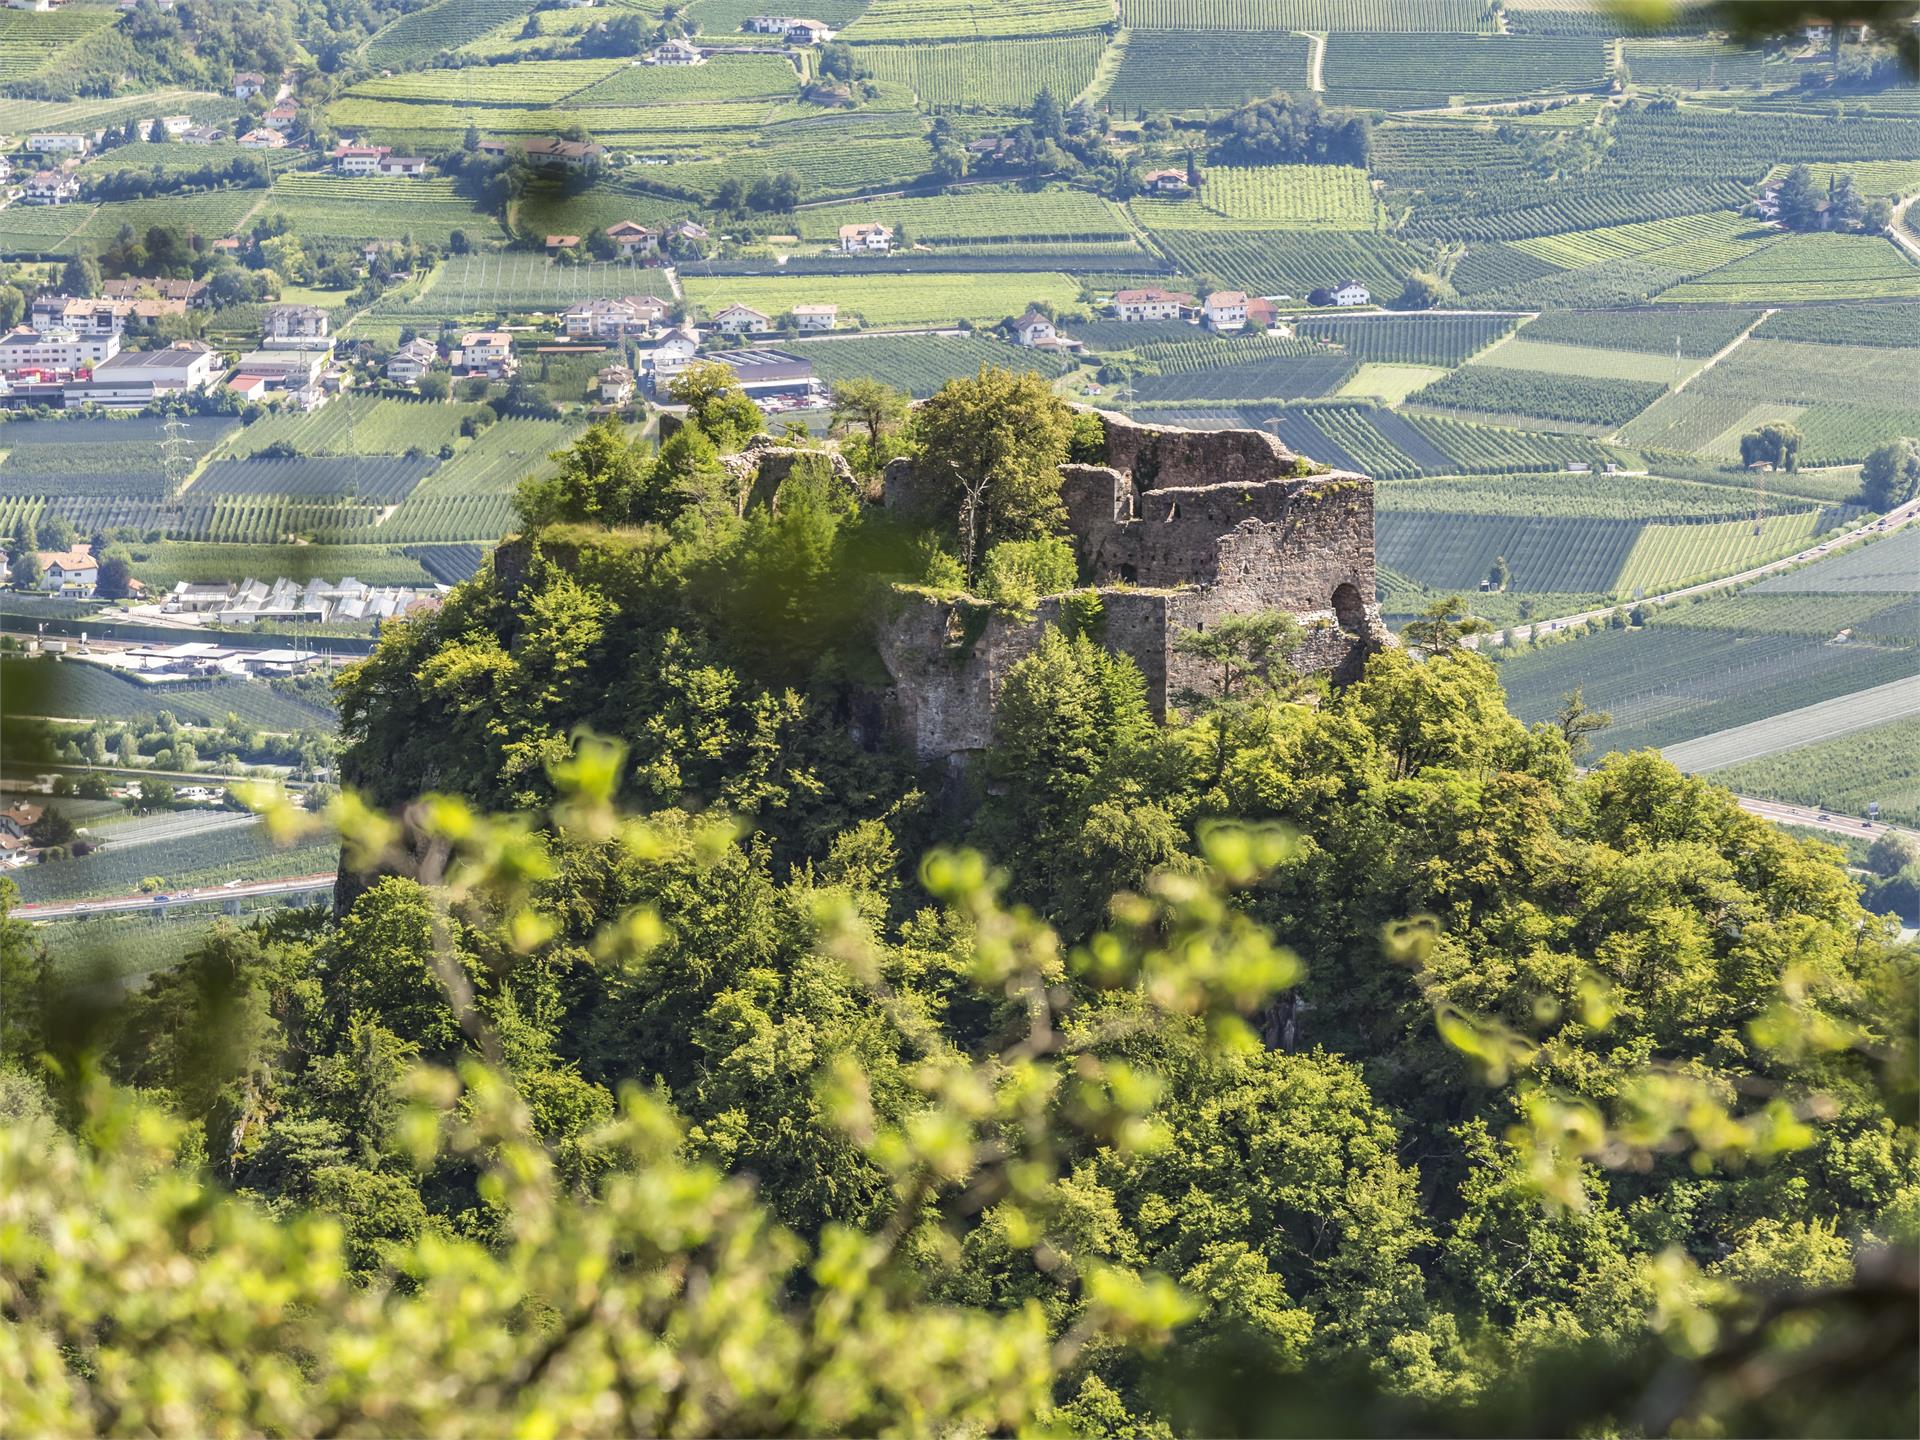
[874,409,1390,763]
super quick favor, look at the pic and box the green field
[1706,710,1920,825]
[795,333,1072,395]
[1474,338,1698,384]
[0,5,119,84]
[796,188,1133,246]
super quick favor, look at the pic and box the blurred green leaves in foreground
[1,726,1913,1437]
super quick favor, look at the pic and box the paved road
[17,872,336,921]
[1734,796,1917,845]
[1481,495,1920,647]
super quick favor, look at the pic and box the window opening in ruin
[1332,582,1366,637]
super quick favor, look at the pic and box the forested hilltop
[4,367,1915,1436]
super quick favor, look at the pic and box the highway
[17,873,336,922]
[1731,797,1917,846]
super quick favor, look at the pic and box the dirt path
[1665,307,1774,399]
[1300,31,1326,92]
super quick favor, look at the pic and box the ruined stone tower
[874,409,1390,763]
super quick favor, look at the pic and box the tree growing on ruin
[910,366,1075,580]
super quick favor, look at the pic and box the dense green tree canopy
[7,394,1917,1436]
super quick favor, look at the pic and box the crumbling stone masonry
[873,409,1390,764]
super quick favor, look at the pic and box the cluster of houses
[1108,282,1368,327]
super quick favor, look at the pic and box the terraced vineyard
[363,0,540,67]
[1118,0,1488,25]
[1656,233,1920,304]
[1321,32,1609,106]
[856,35,1108,109]
[0,4,119,83]
[1134,165,1379,231]
[1499,624,1919,756]
[844,0,1113,41]
[1506,211,1762,269]
[1105,30,1315,112]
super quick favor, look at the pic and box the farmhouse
[1203,290,1248,332]
[238,128,288,150]
[386,338,438,386]
[545,234,583,254]
[712,303,773,335]
[33,545,97,597]
[675,220,710,243]
[1112,287,1196,322]
[0,803,42,841]
[1331,281,1370,307]
[233,72,266,98]
[605,220,659,258]
[262,304,330,348]
[782,18,834,42]
[598,364,635,404]
[377,155,428,176]
[790,303,838,331]
[263,103,298,130]
[22,171,80,205]
[1141,167,1191,195]
[26,132,88,154]
[1244,296,1280,329]
[158,114,192,135]
[521,137,606,169]
[648,37,705,65]
[179,125,223,145]
[838,222,894,254]
[452,331,517,379]
[1011,310,1067,348]
[333,144,389,174]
